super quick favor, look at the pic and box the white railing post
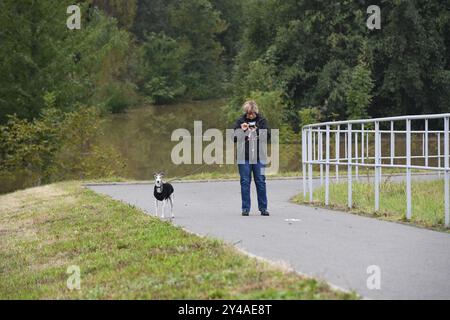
[422,132,425,159]
[335,125,340,182]
[425,119,429,167]
[308,128,313,203]
[438,132,441,177]
[361,124,365,170]
[379,129,382,180]
[355,130,359,181]
[348,124,352,209]
[319,129,323,186]
[302,129,307,199]
[444,117,449,227]
[325,125,330,206]
[366,131,369,159]
[390,121,395,165]
[313,130,316,167]
[345,132,347,160]
[406,119,412,220]
[375,121,380,212]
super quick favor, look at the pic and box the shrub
[105,83,138,113]
[298,107,322,127]
[0,107,126,193]
[345,61,374,120]
[53,107,126,180]
[141,33,187,104]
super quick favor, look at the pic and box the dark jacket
[154,183,174,201]
[233,113,271,162]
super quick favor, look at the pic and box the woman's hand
[241,123,249,131]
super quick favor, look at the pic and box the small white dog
[153,172,174,219]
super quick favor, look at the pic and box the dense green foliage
[0,0,139,123]
[90,0,137,30]
[5,0,447,124]
[0,108,125,194]
[0,1,138,192]
[1,0,449,192]
[228,0,450,128]
[133,0,240,102]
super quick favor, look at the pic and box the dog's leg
[161,200,166,219]
[169,194,174,219]
[154,199,158,217]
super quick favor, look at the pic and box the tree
[169,0,227,99]
[0,0,69,122]
[0,107,125,193]
[133,0,230,100]
[346,61,374,120]
[299,107,322,127]
[209,0,244,66]
[230,0,368,126]
[369,0,450,117]
[89,0,137,30]
[141,32,187,104]
[132,0,177,41]
[228,0,450,127]
[0,0,139,123]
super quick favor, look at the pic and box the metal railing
[301,113,450,227]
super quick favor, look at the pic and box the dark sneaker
[242,211,249,216]
[260,210,270,216]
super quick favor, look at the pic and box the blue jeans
[238,161,268,212]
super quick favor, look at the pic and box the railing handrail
[302,113,450,129]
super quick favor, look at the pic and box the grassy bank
[84,168,427,184]
[292,179,447,231]
[82,171,303,185]
[181,171,302,181]
[0,182,355,299]
[182,168,429,181]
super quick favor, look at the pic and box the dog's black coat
[154,183,174,201]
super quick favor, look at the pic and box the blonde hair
[243,100,259,114]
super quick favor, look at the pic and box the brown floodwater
[100,100,441,181]
[100,100,301,180]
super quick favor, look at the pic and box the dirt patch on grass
[0,185,71,215]
[0,218,37,243]
[0,184,78,245]
[29,251,70,272]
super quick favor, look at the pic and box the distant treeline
[0,0,241,124]
[225,0,450,131]
[1,0,449,124]
[1,0,450,192]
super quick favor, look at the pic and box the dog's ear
[153,172,158,178]
[160,172,166,177]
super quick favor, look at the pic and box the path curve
[88,176,450,299]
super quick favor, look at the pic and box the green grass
[181,171,302,181]
[81,172,302,184]
[0,182,355,299]
[167,168,424,181]
[84,168,429,184]
[293,179,447,231]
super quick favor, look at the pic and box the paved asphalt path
[88,176,450,299]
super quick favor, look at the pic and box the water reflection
[101,100,300,180]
